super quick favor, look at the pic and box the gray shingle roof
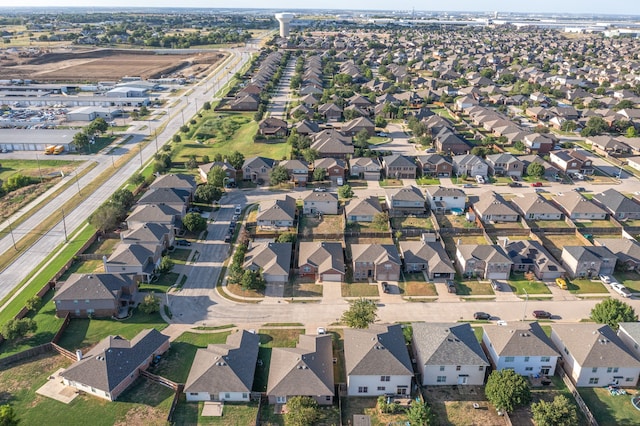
[53,273,135,302]
[511,194,563,216]
[344,324,413,376]
[562,246,616,263]
[345,196,383,218]
[243,242,292,276]
[399,241,455,274]
[483,322,559,357]
[412,322,489,366]
[298,242,345,274]
[457,244,511,265]
[473,192,519,217]
[593,188,640,215]
[184,330,259,394]
[61,329,168,395]
[121,222,172,245]
[256,196,296,222]
[554,192,607,215]
[267,334,334,397]
[351,244,401,266]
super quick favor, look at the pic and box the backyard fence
[559,370,599,426]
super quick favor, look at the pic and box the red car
[533,310,551,319]
[531,182,543,187]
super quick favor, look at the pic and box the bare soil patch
[422,385,507,426]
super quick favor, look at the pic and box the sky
[2,0,639,16]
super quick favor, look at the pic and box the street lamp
[522,288,529,321]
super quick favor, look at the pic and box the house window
[564,348,569,355]
[524,356,530,362]
[479,366,484,371]
[613,367,619,373]
[73,300,78,304]
[592,367,598,373]
[589,378,599,385]
[525,367,533,371]
[87,309,94,315]
[436,376,447,383]
[381,376,390,382]
[440,366,445,371]
[625,377,634,382]
[358,386,368,393]
[377,386,386,391]
[303,266,311,272]
[242,393,248,399]
[505,357,515,363]
[541,356,551,362]
[607,367,613,373]
[85,299,90,303]
[189,393,198,396]
[326,396,332,401]
[225,393,230,399]
[456,366,461,371]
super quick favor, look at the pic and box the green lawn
[454,280,495,296]
[579,387,639,426]
[507,273,552,295]
[574,219,619,229]
[0,290,64,359]
[568,279,608,294]
[172,399,260,425]
[0,159,74,181]
[57,309,167,351]
[391,216,434,230]
[529,219,572,229]
[613,271,640,293]
[0,353,174,426]
[416,177,441,185]
[170,248,192,264]
[152,331,231,383]
[342,283,380,297]
[379,179,403,187]
[140,272,180,293]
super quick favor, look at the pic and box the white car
[475,175,485,184]
[612,283,632,298]
[317,327,326,335]
[497,320,508,326]
[599,274,612,284]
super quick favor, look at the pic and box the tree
[88,117,108,134]
[269,165,290,185]
[227,151,245,170]
[338,184,354,199]
[590,298,637,330]
[0,404,18,426]
[89,204,123,233]
[1,318,37,341]
[72,132,90,151]
[375,115,388,128]
[513,140,526,152]
[313,167,326,182]
[195,184,222,203]
[526,162,545,178]
[207,165,226,188]
[276,233,296,243]
[139,293,160,314]
[203,101,211,110]
[372,212,389,231]
[406,402,433,426]
[241,269,266,291]
[25,295,42,313]
[354,129,371,148]
[111,188,135,210]
[485,369,531,413]
[342,298,377,329]
[172,134,182,143]
[183,212,207,233]
[302,148,319,163]
[531,395,578,426]
[284,396,319,426]
[156,256,174,274]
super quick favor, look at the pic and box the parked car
[508,182,522,187]
[574,187,586,192]
[533,310,552,319]
[175,239,191,246]
[234,205,242,215]
[317,327,326,335]
[381,282,389,293]
[377,132,388,137]
[224,234,231,243]
[534,188,546,193]
[463,183,474,188]
[475,175,485,184]
[473,312,491,320]
[599,274,612,284]
[188,206,201,213]
[313,187,327,192]
[497,320,508,326]
[612,283,632,298]
[531,182,543,187]
[555,278,567,290]
[446,280,457,294]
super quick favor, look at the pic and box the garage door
[377,273,389,281]
[322,274,342,282]
[487,272,508,280]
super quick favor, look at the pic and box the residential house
[549,150,593,175]
[473,192,520,223]
[137,187,189,216]
[294,119,320,136]
[345,196,383,223]
[103,243,163,282]
[313,158,347,183]
[618,322,640,361]
[485,153,524,177]
[280,159,310,187]
[53,273,138,318]
[311,130,354,159]
[523,133,554,154]
[433,128,471,155]
[318,103,343,122]
[243,242,292,284]
[511,194,563,221]
[593,188,640,220]
[149,173,196,198]
[303,192,339,215]
[560,246,617,278]
[342,116,375,137]
[385,186,426,216]
[256,196,297,230]
[594,238,640,272]
[503,239,565,280]
[587,136,632,155]
[242,156,276,185]
[399,240,455,280]
[551,324,640,387]
[184,330,260,402]
[258,117,288,137]
[455,244,513,280]
[519,155,560,181]
[199,161,237,184]
[60,329,170,401]
[415,154,453,177]
[126,204,181,230]
[298,242,345,282]
[121,222,174,249]
[482,323,559,376]
[351,244,402,281]
[425,186,466,214]
[553,192,608,220]
[382,154,417,179]
[344,324,413,396]
[349,157,382,180]
[267,334,334,405]
[412,322,489,386]
[229,94,260,111]
[452,154,489,178]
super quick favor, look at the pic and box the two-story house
[351,244,402,281]
[279,159,310,187]
[303,192,339,215]
[485,153,524,177]
[415,154,453,177]
[242,156,276,185]
[385,186,426,216]
[349,157,382,180]
[456,244,513,280]
[425,186,466,214]
[452,154,489,178]
[382,154,418,179]
[549,149,593,176]
[298,242,345,282]
[314,158,347,184]
[560,246,617,279]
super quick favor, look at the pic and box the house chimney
[76,350,83,361]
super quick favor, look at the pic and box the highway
[0,47,254,305]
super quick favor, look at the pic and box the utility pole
[6,218,17,250]
[35,153,43,183]
[61,209,68,242]
[139,143,144,167]
[522,289,528,321]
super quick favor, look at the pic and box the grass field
[568,279,608,294]
[454,280,495,296]
[391,216,434,230]
[579,387,639,426]
[399,273,438,296]
[0,159,75,181]
[173,399,260,425]
[342,283,380,297]
[614,271,640,292]
[508,273,552,295]
[0,353,173,425]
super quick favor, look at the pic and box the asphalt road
[0,47,253,304]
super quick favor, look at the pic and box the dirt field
[423,385,508,426]
[0,48,226,82]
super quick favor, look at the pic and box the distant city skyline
[4,1,640,16]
